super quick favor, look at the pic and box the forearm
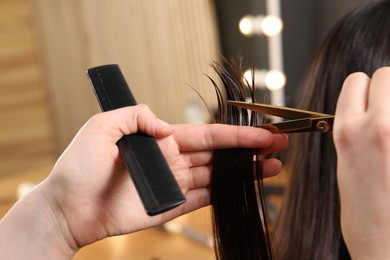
[0,182,77,259]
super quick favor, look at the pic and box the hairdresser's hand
[334,67,390,259]
[48,105,287,252]
[0,104,287,259]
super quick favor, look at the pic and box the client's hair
[276,1,390,259]
[209,56,277,260]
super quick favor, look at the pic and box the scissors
[227,100,335,133]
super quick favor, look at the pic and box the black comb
[86,64,186,216]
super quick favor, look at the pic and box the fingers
[262,134,289,155]
[173,188,212,216]
[173,124,275,151]
[188,164,212,189]
[88,107,288,154]
[335,67,390,123]
[366,67,390,153]
[334,67,390,149]
[188,158,283,190]
[336,71,370,118]
[262,158,283,178]
[368,67,390,116]
[334,71,370,148]
[181,133,287,168]
[182,130,288,167]
[86,105,174,142]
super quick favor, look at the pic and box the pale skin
[0,104,288,259]
[3,67,389,259]
[334,67,390,259]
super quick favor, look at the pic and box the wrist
[0,180,78,259]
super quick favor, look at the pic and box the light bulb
[240,15,283,37]
[243,69,254,83]
[261,15,283,36]
[265,70,286,90]
[243,68,268,88]
[239,16,254,36]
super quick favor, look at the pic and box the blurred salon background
[0,0,367,259]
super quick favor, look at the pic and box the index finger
[368,67,390,116]
[172,124,274,151]
[335,71,370,119]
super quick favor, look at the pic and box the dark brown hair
[276,1,390,259]
[209,56,277,260]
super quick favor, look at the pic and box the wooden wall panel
[33,0,222,153]
[0,0,56,177]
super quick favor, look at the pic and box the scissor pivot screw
[316,120,330,133]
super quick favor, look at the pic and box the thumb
[97,104,174,141]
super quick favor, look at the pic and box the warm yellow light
[239,15,283,37]
[239,16,254,36]
[243,68,268,88]
[265,70,286,90]
[261,15,283,36]
[243,69,253,83]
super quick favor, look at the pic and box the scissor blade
[260,118,312,133]
[260,116,334,133]
[227,100,331,119]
